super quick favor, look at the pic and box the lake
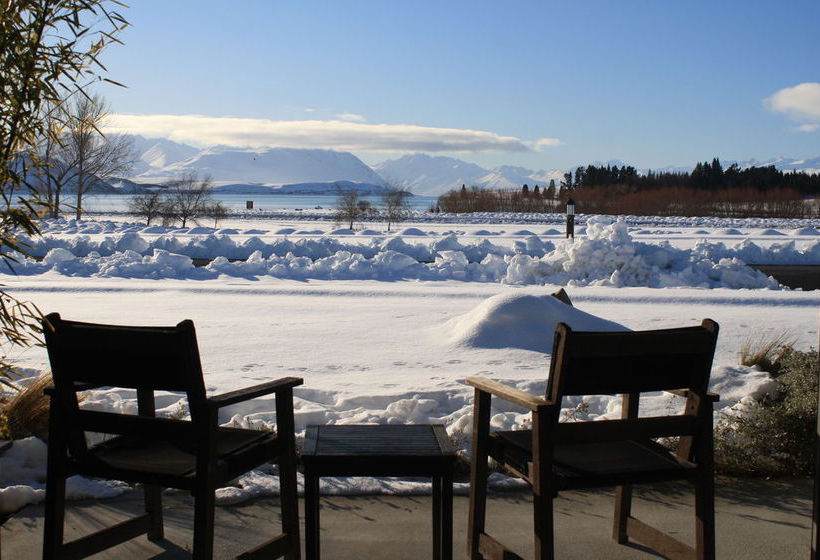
[83,193,440,213]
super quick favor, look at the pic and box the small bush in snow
[715,346,819,476]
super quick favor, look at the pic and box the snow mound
[542,229,561,235]
[399,227,427,236]
[512,229,536,236]
[443,292,627,352]
[719,228,743,235]
[275,228,296,234]
[792,227,819,236]
[758,228,784,236]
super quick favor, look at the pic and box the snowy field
[2,212,819,510]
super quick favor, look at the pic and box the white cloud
[765,82,820,122]
[528,137,563,150]
[794,123,819,133]
[104,114,559,153]
[336,113,367,122]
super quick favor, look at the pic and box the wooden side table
[301,424,457,560]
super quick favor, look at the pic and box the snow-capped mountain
[132,143,386,188]
[373,154,488,196]
[374,154,562,195]
[128,135,200,175]
[477,165,562,189]
[735,156,820,174]
[124,136,820,196]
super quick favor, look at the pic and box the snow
[136,146,386,187]
[443,292,627,352]
[2,212,820,512]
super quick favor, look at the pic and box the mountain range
[124,135,820,197]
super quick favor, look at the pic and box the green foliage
[715,347,819,476]
[0,1,128,385]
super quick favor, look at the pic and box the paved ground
[1,477,813,559]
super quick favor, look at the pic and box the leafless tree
[60,95,134,220]
[380,187,411,232]
[128,191,164,225]
[203,200,228,228]
[334,187,373,230]
[162,172,214,227]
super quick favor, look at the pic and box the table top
[304,424,455,457]
[301,424,457,477]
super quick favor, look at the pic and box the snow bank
[443,292,627,352]
[7,219,812,288]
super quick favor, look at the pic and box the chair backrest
[43,312,207,455]
[547,319,719,401]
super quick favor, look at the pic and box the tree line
[562,158,820,194]
[438,159,820,218]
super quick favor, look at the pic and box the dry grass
[739,331,796,375]
[1,373,53,441]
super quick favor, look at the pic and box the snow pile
[5,220,807,288]
[503,218,781,288]
[443,292,627,352]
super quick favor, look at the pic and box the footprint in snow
[446,359,462,364]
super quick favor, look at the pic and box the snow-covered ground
[1,213,819,511]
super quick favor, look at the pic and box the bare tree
[60,95,134,220]
[29,101,74,218]
[380,187,411,232]
[334,188,373,230]
[203,200,228,228]
[162,172,214,227]
[128,191,164,225]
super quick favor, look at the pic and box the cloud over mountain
[105,114,560,154]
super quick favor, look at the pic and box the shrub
[0,374,53,441]
[739,331,796,376]
[715,346,819,476]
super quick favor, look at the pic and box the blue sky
[99,0,820,171]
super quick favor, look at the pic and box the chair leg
[279,458,301,560]
[612,483,633,544]
[467,389,491,560]
[43,399,66,560]
[193,489,216,560]
[144,484,164,541]
[42,473,66,560]
[695,473,715,560]
[532,487,555,560]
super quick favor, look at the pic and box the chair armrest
[466,376,553,411]
[206,376,303,409]
[667,389,719,403]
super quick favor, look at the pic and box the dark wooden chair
[466,319,719,560]
[41,313,303,560]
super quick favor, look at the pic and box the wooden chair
[41,313,303,560]
[466,319,719,560]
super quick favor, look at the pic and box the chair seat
[75,426,279,485]
[491,430,691,488]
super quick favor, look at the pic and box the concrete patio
[1,477,813,559]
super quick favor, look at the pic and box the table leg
[305,473,320,560]
[433,475,442,560]
[442,472,453,560]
